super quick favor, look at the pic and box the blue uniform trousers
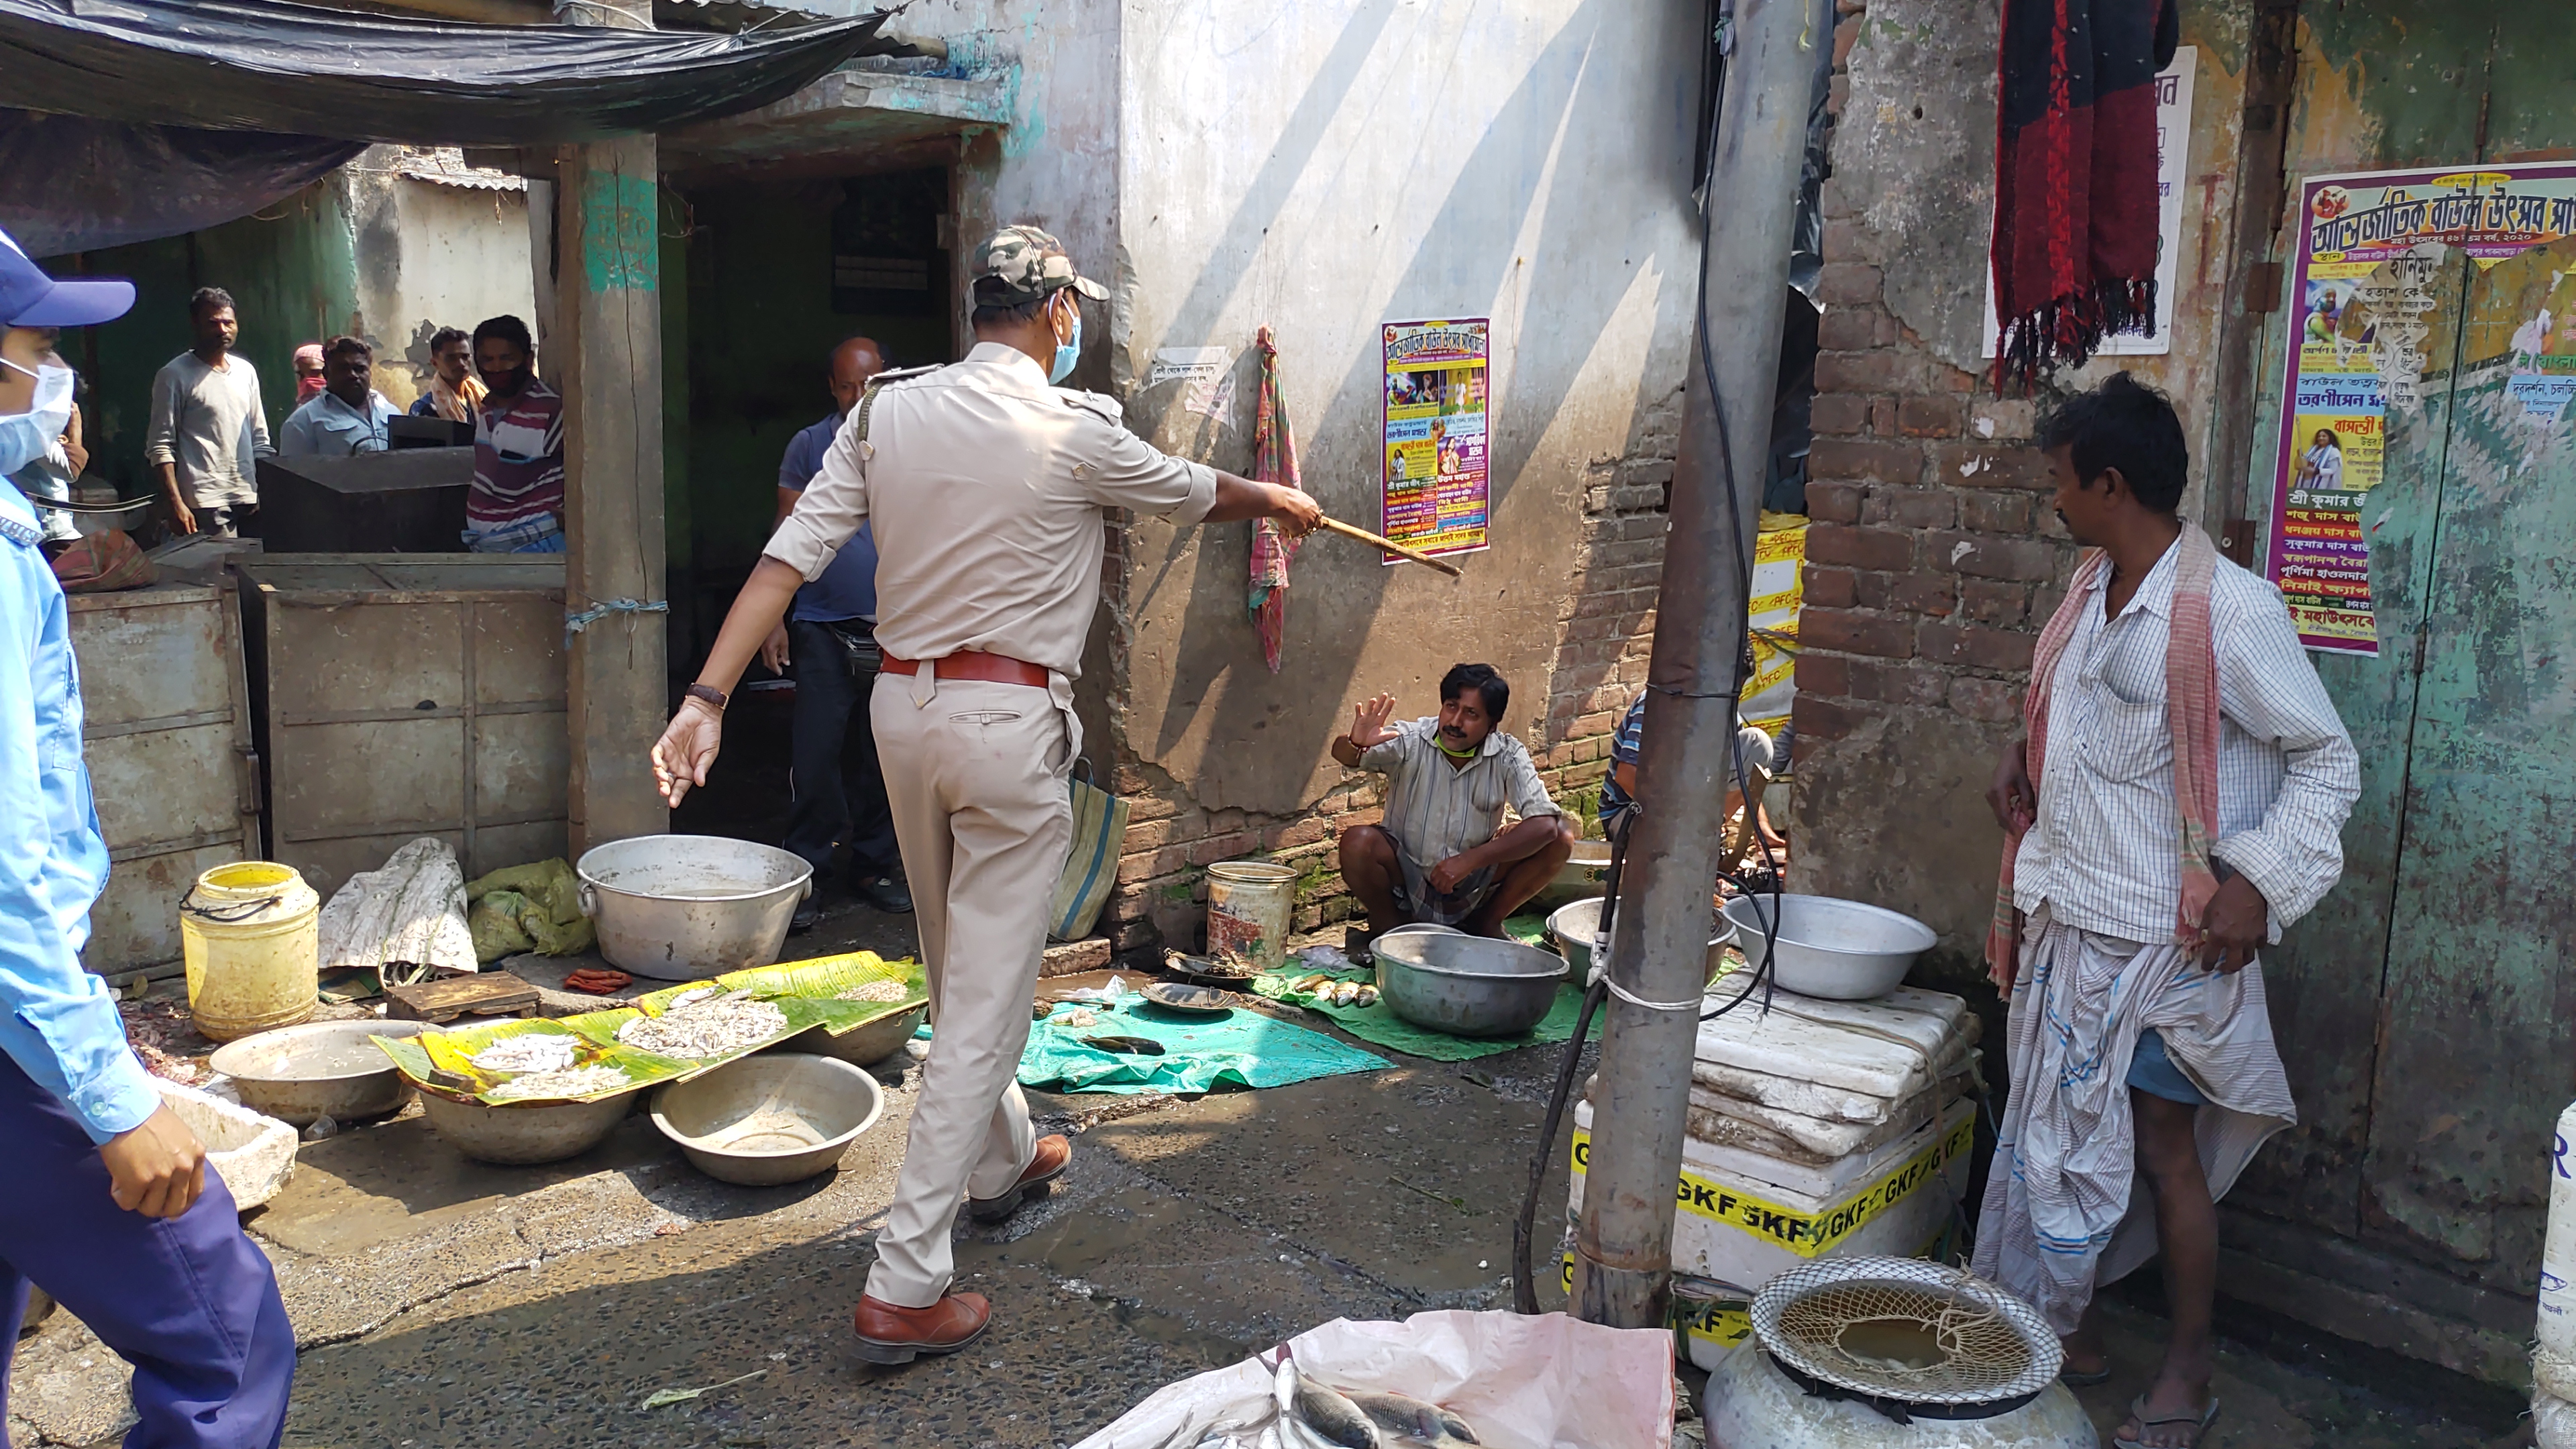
[0,1053,294,1448]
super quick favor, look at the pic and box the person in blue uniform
[0,230,296,1448]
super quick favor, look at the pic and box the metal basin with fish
[208,1018,431,1126]
[652,1054,884,1187]
[1372,932,1568,1038]
[576,835,813,981]
[772,1004,926,1069]
[420,1089,635,1166]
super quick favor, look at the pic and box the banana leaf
[373,950,929,1106]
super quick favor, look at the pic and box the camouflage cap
[969,224,1108,308]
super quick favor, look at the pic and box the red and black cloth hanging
[1991,0,2180,390]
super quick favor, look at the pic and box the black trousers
[784,618,900,881]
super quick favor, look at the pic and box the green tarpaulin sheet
[1016,994,1389,1095]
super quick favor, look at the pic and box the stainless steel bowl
[419,1089,635,1165]
[208,1018,431,1126]
[1719,892,1936,1001]
[651,1054,884,1187]
[1372,932,1568,1037]
[1544,897,1737,986]
[772,1004,926,1069]
[576,835,814,981]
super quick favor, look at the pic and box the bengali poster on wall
[2267,161,2576,655]
[1380,319,1491,561]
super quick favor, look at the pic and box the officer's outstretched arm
[651,557,803,806]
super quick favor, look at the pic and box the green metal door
[2237,4,2576,1350]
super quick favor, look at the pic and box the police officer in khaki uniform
[652,226,1320,1364]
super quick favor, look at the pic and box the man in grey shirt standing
[146,287,272,537]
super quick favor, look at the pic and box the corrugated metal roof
[394,145,526,191]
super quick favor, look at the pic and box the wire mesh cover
[1749,1256,2062,1407]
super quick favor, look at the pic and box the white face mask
[0,357,74,478]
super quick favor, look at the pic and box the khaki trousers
[862,674,1071,1308]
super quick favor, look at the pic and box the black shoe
[789,902,820,934]
[853,874,914,914]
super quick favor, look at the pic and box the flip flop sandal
[2059,1364,2112,1387]
[2115,1394,2218,1448]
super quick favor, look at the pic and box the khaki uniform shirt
[766,343,1218,683]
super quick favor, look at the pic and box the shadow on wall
[1126,0,1699,816]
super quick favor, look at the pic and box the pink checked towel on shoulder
[1986,525,2224,993]
[1246,325,1305,672]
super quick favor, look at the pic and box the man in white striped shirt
[1332,663,1574,954]
[1978,374,2357,1449]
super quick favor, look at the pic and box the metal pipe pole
[1572,0,1828,1330]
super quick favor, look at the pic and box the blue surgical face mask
[1049,299,1081,384]
[0,359,74,478]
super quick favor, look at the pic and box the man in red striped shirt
[462,315,565,553]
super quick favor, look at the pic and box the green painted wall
[46,182,358,499]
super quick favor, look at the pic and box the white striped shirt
[2012,538,2360,943]
[1358,718,1560,871]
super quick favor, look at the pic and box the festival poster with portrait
[1381,319,1491,561]
[2267,162,2576,655]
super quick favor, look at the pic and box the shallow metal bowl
[1545,897,1737,987]
[1372,932,1568,1038]
[576,835,813,981]
[420,1089,635,1165]
[652,1054,884,1187]
[209,1018,431,1126]
[771,1004,926,1069]
[1720,892,1935,1001]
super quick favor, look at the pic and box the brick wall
[1091,414,1677,963]
[1783,0,2083,961]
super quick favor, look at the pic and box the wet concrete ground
[8,896,2532,1446]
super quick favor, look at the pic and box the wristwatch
[683,683,728,713]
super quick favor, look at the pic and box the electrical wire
[1508,0,1802,1310]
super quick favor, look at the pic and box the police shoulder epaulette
[852,364,945,443]
[1057,389,1125,425]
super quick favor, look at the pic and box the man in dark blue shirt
[763,337,910,925]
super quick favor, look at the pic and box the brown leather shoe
[966,1134,1071,1224]
[852,1291,990,1365]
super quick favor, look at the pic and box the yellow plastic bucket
[181,862,321,1042]
[1205,860,1299,972]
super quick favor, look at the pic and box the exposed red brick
[1850,570,1895,611]
[1185,831,1262,866]
[1803,608,1915,659]
[1887,575,1957,616]
[1809,438,1922,486]
[1792,692,1866,742]
[1957,578,2029,626]
[1805,522,1914,573]
[1927,531,2063,582]
[1815,309,1880,354]
[1949,676,2023,722]
[1917,621,2037,672]
[1803,564,1859,609]
[1810,390,1872,435]
[1959,492,2032,534]
[1932,443,2055,490]
[1806,480,1864,524]
[1816,263,1882,307]
[1815,350,1903,393]
[1870,490,1957,531]
[1869,396,1899,433]
[1897,394,1965,439]
[1795,652,1851,699]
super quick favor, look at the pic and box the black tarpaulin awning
[0,111,362,256]
[0,0,894,146]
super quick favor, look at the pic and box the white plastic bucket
[1204,860,1297,972]
[180,862,321,1042]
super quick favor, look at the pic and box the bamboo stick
[1311,514,1464,576]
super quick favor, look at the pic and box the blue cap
[0,229,134,329]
